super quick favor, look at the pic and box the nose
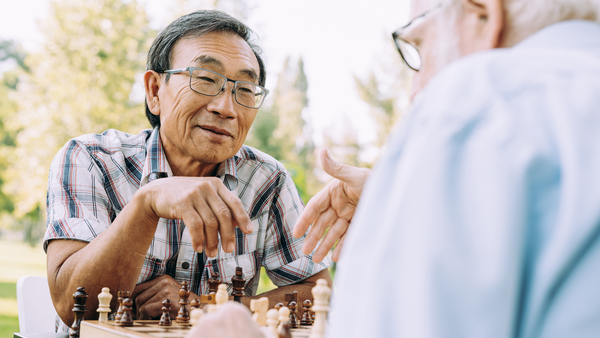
[206,82,237,119]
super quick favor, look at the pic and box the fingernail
[246,223,254,232]
[227,243,235,253]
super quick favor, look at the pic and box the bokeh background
[0,0,412,334]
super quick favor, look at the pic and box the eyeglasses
[391,3,445,71]
[163,67,270,109]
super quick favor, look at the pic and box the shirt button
[182,262,190,269]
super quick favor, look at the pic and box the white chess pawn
[310,279,331,338]
[266,309,279,337]
[97,287,112,323]
[190,308,203,326]
[216,284,228,308]
[277,306,290,332]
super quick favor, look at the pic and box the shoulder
[62,129,152,159]
[235,145,289,178]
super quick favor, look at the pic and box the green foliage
[3,0,155,233]
[0,282,16,299]
[0,314,19,336]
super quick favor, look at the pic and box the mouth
[198,125,233,138]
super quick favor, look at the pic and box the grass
[0,239,47,337]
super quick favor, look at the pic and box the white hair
[503,0,600,45]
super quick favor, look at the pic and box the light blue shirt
[329,20,600,338]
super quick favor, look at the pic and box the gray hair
[145,10,266,128]
[503,0,600,46]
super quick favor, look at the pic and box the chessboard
[80,320,314,338]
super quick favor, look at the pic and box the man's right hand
[293,149,371,263]
[141,177,253,257]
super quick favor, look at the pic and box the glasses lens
[235,82,266,108]
[395,38,422,71]
[190,68,225,95]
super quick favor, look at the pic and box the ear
[462,0,504,49]
[144,70,162,116]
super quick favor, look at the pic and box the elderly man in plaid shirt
[43,10,330,330]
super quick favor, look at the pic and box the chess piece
[288,301,299,328]
[266,308,279,337]
[97,287,112,323]
[190,299,200,311]
[277,306,290,332]
[309,279,331,338]
[205,304,217,313]
[69,287,88,338]
[278,322,292,338]
[158,299,172,327]
[200,294,216,305]
[231,267,245,303]
[118,298,134,326]
[274,303,284,311]
[301,299,313,326]
[190,308,203,326]
[208,271,221,294]
[215,284,228,308]
[250,297,269,326]
[115,291,130,323]
[176,281,190,323]
[285,291,298,307]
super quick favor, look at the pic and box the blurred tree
[246,57,318,202]
[3,0,154,243]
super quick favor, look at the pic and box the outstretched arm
[293,149,371,263]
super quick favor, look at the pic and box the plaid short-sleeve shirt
[45,127,328,331]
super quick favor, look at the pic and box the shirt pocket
[207,251,258,295]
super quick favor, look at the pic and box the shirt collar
[141,127,239,191]
[516,20,600,52]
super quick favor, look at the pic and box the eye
[196,76,216,83]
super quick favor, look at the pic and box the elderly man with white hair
[190,0,600,337]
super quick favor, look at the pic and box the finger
[312,217,349,263]
[193,197,221,257]
[332,233,347,262]
[204,190,236,254]
[320,148,361,183]
[217,185,253,234]
[181,205,206,253]
[131,274,170,300]
[302,207,337,255]
[293,182,333,238]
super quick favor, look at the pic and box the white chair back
[16,276,58,333]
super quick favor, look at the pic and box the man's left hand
[132,275,199,319]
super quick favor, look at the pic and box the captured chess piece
[159,299,172,327]
[250,297,269,326]
[231,267,245,303]
[277,306,290,332]
[301,299,313,326]
[176,281,190,323]
[288,301,299,329]
[309,279,331,338]
[208,271,221,294]
[216,284,228,308]
[69,287,88,338]
[190,299,200,311]
[266,308,279,337]
[115,291,130,323]
[118,298,134,326]
[97,287,112,323]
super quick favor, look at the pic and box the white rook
[310,279,331,338]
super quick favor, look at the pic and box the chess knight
[44,9,331,332]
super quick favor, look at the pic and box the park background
[0,0,413,335]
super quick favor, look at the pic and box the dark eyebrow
[193,55,259,83]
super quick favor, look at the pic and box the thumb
[320,148,358,183]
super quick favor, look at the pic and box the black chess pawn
[190,298,200,311]
[274,303,284,311]
[115,290,130,323]
[176,281,190,323]
[159,299,172,327]
[288,301,299,329]
[118,298,134,326]
[231,267,245,303]
[208,271,221,294]
[69,287,88,338]
[301,299,313,326]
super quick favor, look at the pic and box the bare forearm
[47,188,160,324]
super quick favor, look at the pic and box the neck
[160,131,220,177]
